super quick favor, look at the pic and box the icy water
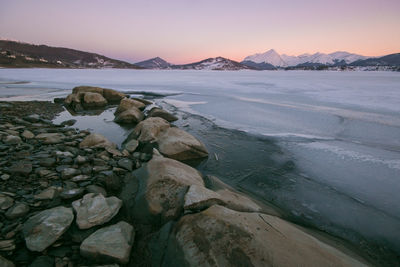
[1,69,400,264]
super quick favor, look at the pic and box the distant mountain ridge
[242,49,369,68]
[171,57,252,70]
[0,40,141,69]
[135,57,172,69]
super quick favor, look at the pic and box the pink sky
[1,0,399,64]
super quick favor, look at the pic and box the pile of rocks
[0,87,366,266]
[0,110,151,266]
[64,86,127,112]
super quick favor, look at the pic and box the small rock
[75,155,87,164]
[3,135,22,145]
[80,221,134,264]
[80,133,116,149]
[72,193,122,229]
[0,239,15,251]
[93,166,110,173]
[22,130,35,139]
[39,158,56,167]
[34,187,59,200]
[60,119,77,126]
[71,174,91,182]
[55,151,74,157]
[1,174,10,181]
[5,202,30,219]
[36,133,65,144]
[23,114,41,123]
[0,194,14,210]
[23,206,74,252]
[61,168,80,179]
[105,146,123,157]
[60,188,85,200]
[123,139,139,153]
[118,158,133,171]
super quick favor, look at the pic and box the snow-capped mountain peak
[243,50,370,67]
[244,49,287,67]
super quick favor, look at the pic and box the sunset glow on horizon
[1,0,399,64]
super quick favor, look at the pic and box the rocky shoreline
[0,86,368,266]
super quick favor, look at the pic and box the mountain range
[242,49,370,68]
[1,39,399,70]
[0,40,141,69]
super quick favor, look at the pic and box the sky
[1,0,399,64]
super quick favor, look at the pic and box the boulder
[115,98,145,115]
[35,133,65,144]
[130,117,170,142]
[103,88,127,103]
[80,221,134,264]
[114,107,144,124]
[79,133,116,149]
[72,86,104,95]
[183,185,223,211]
[161,205,365,267]
[132,97,153,105]
[72,193,122,229]
[157,127,208,161]
[147,107,178,122]
[129,153,204,224]
[82,92,107,108]
[23,206,74,252]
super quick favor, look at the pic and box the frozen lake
[1,68,400,262]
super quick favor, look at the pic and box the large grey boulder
[72,193,122,229]
[157,127,208,161]
[79,133,116,149]
[131,117,170,142]
[80,221,134,264]
[162,205,366,267]
[114,107,144,124]
[147,107,178,122]
[115,98,145,115]
[23,206,74,252]
[129,153,204,225]
[83,92,107,108]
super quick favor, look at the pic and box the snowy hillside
[173,57,251,70]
